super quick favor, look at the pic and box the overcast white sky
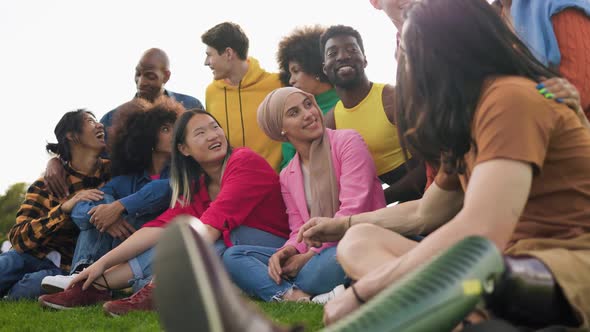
[0,0,398,193]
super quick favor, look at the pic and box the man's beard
[328,66,364,89]
[330,72,363,90]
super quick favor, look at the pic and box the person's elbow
[457,208,520,252]
[7,225,29,253]
[483,214,520,251]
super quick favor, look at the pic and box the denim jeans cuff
[128,257,144,280]
[127,276,152,293]
[70,259,94,274]
[270,284,296,302]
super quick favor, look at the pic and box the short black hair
[277,25,330,86]
[320,25,365,61]
[201,22,249,60]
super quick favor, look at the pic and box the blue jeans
[70,194,151,273]
[213,226,286,257]
[0,250,64,300]
[222,245,347,301]
[125,226,286,293]
[128,247,155,293]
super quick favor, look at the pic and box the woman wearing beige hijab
[221,87,385,303]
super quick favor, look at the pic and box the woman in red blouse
[39,109,290,314]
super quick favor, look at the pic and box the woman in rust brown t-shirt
[296,0,590,329]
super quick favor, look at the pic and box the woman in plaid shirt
[0,109,110,299]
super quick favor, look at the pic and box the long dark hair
[46,109,94,162]
[109,98,184,176]
[396,0,558,174]
[169,109,231,207]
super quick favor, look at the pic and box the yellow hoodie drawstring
[238,81,245,146]
[223,87,230,143]
[223,84,246,147]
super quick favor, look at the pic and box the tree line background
[0,183,27,241]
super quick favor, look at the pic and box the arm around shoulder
[44,157,68,198]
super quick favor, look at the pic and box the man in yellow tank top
[320,25,425,204]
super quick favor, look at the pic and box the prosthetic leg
[485,256,578,328]
[326,236,505,332]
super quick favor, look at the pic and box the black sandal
[91,274,112,293]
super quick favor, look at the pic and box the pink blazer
[279,128,386,254]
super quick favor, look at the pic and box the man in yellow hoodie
[201,22,283,171]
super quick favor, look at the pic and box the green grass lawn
[0,299,324,332]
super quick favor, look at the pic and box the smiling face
[134,55,169,101]
[281,93,324,145]
[178,113,228,166]
[74,112,106,152]
[204,46,231,81]
[322,35,367,89]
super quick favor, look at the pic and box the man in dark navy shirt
[101,48,203,130]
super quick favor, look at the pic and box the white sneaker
[41,274,77,294]
[1,240,11,253]
[311,284,346,305]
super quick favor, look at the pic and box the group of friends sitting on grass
[1,0,590,331]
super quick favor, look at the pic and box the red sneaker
[39,283,112,310]
[103,283,155,317]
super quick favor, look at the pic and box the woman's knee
[71,216,94,230]
[337,224,383,261]
[297,255,346,294]
[221,246,241,265]
[221,245,254,277]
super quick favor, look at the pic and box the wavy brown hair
[201,22,249,60]
[396,0,558,174]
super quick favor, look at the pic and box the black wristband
[351,284,366,304]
